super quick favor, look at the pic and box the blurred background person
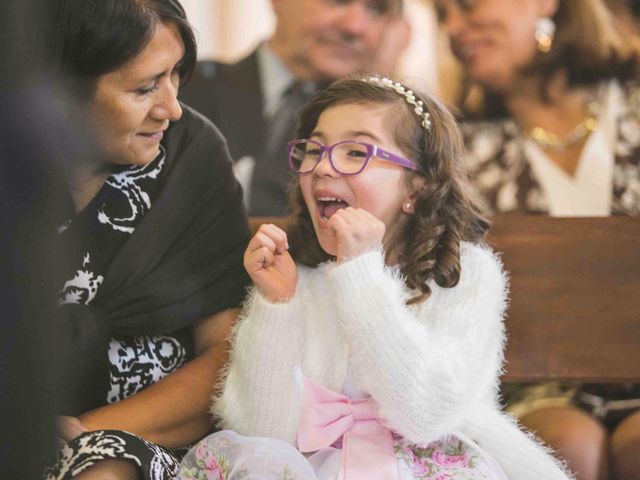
[0,0,79,476]
[605,0,640,37]
[42,0,251,478]
[435,0,640,479]
[180,0,410,216]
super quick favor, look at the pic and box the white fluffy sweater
[214,242,573,480]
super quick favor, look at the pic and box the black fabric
[0,82,80,478]
[248,82,312,216]
[180,52,321,216]
[54,104,251,414]
[44,430,181,480]
[575,383,640,430]
[179,54,265,162]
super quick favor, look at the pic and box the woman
[435,1,640,479]
[43,1,250,479]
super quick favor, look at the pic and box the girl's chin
[315,232,337,257]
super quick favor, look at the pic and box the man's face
[271,0,401,81]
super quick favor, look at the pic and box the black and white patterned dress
[45,104,251,480]
[47,147,184,479]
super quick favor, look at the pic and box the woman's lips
[138,131,164,141]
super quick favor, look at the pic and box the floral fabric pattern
[179,431,315,480]
[179,441,231,480]
[178,431,507,480]
[395,436,506,479]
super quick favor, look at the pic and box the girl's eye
[347,149,367,158]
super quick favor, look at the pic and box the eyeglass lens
[290,141,369,174]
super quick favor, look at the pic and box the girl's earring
[403,202,414,213]
[535,17,555,53]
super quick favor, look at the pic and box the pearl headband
[360,76,432,131]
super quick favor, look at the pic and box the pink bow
[297,378,399,480]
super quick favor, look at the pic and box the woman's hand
[56,415,88,446]
[78,308,239,449]
[328,207,385,263]
[244,224,297,302]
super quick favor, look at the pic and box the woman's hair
[47,0,196,99]
[287,77,489,305]
[460,0,640,116]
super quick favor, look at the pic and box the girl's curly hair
[287,77,489,304]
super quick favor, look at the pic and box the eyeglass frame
[287,139,420,175]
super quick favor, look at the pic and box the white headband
[360,76,432,131]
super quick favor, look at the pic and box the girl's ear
[402,177,426,214]
[402,200,416,214]
[538,0,559,17]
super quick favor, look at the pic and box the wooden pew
[249,215,640,383]
[489,215,640,383]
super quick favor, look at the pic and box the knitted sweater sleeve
[327,243,508,444]
[211,287,303,444]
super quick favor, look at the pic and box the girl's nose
[313,150,340,177]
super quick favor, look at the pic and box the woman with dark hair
[43,1,250,478]
[436,1,640,479]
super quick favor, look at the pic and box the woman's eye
[436,0,475,22]
[136,83,159,95]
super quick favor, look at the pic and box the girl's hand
[327,207,385,263]
[244,224,297,302]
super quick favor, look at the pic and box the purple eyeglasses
[287,139,419,175]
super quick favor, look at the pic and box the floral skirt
[44,430,183,480]
[178,430,508,480]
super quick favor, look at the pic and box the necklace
[527,99,599,152]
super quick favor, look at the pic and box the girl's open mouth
[316,196,349,221]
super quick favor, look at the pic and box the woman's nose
[153,78,182,122]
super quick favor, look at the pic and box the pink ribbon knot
[297,378,399,480]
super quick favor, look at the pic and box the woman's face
[435,0,557,92]
[88,22,184,166]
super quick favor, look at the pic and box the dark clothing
[180,52,312,216]
[0,81,79,479]
[46,104,251,480]
[180,54,265,164]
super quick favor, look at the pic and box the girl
[178,77,572,480]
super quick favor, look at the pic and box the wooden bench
[250,215,640,383]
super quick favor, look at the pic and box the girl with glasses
[178,77,571,480]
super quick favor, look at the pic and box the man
[180,0,408,216]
